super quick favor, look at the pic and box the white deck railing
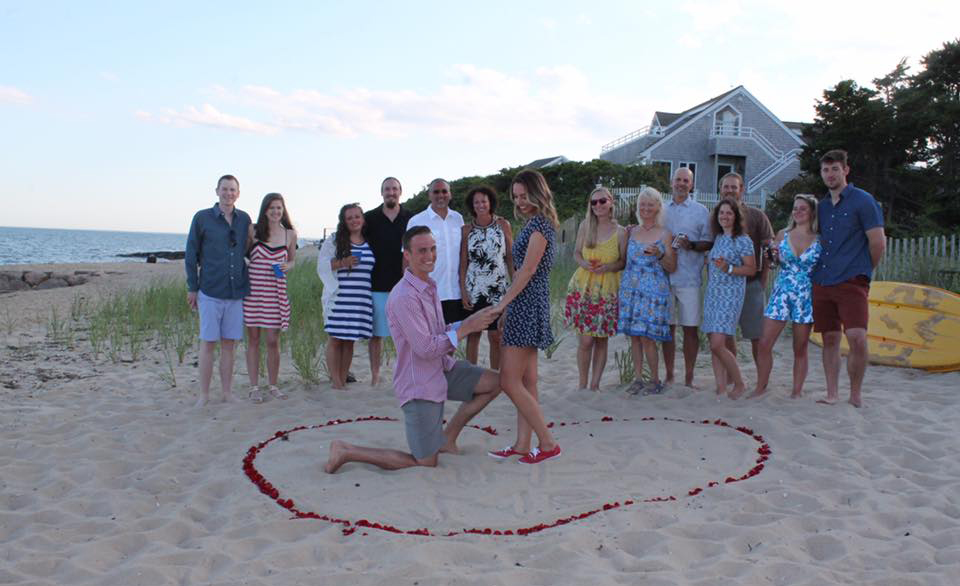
[601,125,665,153]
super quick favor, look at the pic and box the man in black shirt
[364,177,412,384]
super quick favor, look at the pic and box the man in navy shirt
[811,150,886,407]
[185,174,252,407]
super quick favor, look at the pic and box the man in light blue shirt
[185,174,252,407]
[663,167,714,387]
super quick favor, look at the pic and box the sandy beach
[1,260,958,585]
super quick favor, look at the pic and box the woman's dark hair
[254,193,293,243]
[710,197,745,237]
[465,186,498,218]
[335,203,363,259]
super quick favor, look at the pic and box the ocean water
[0,226,188,265]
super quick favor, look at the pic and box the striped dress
[325,241,374,340]
[243,241,291,330]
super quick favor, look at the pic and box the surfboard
[809,281,960,372]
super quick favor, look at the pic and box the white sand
[2,262,958,585]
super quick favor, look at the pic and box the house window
[714,106,741,135]
[717,164,735,190]
[651,160,672,182]
[679,161,697,180]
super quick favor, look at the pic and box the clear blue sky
[1,1,956,238]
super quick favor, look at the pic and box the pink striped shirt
[386,270,458,406]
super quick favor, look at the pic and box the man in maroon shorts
[811,150,886,407]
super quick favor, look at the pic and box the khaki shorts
[739,279,765,340]
[670,286,701,328]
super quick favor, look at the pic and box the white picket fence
[875,234,960,289]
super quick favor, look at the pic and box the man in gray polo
[663,167,713,387]
[185,174,252,406]
[719,172,773,376]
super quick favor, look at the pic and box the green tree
[911,39,960,228]
[402,160,668,224]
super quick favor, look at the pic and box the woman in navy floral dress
[702,198,756,398]
[752,194,821,399]
[488,170,561,465]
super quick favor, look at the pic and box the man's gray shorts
[400,360,485,460]
[739,279,765,340]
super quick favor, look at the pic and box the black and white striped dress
[324,242,375,340]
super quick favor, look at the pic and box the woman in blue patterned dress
[752,194,821,399]
[702,198,756,398]
[617,187,677,395]
[487,170,561,465]
[323,204,375,389]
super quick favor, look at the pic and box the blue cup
[272,263,285,278]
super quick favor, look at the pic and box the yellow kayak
[809,281,960,372]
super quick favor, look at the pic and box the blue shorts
[197,291,244,341]
[371,291,391,337]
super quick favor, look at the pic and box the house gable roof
[638,86,805,159]
[526,155,568,169]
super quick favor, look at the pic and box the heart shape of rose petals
[243,416,770,537]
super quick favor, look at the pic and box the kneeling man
[325,226,501,472]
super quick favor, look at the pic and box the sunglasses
[431,189,450,194]
[229,229,237,248]
[590,198,609,206]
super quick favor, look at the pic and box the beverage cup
[272,263,285,278]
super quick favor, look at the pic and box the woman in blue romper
[752,194,821,399]
[702,198,756,398]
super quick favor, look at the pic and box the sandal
[267,385,288,400]
[248,386,265,404]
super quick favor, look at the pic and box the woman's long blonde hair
[583,186,616,248]
[635,187,665,227]
[511,169,559,228]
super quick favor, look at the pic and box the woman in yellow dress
[563,187,627,390]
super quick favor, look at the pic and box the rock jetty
[0,270,97,294]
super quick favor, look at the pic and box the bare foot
[789,390,803,399]
[816,397,838,406]
[589,385,600,392]
[221,393,237,403]
[715,387,727,397]
[685,377,696,388]
[728,386,746,400]
[747,387,767,399]
[371,373,380,386]
[194,396,210,408]
[324,440,349,474]
[440,441,460,455]
[848,395,862,408]
[665,376,674,386]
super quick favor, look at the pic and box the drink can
[671,232,686,249]
[272,263,285,278]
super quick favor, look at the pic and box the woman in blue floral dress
[752,194,821,399]
[617,187,676,395]
[702,198,756,398]
[488,170,561,465]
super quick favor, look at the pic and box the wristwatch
[727,264,733,275]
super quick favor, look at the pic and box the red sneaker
[519,444,562,464]
[488,446,523,460]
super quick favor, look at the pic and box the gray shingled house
[599,86,807,207]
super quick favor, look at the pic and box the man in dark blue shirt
[811,150,886,407]
[185,174,252,407]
